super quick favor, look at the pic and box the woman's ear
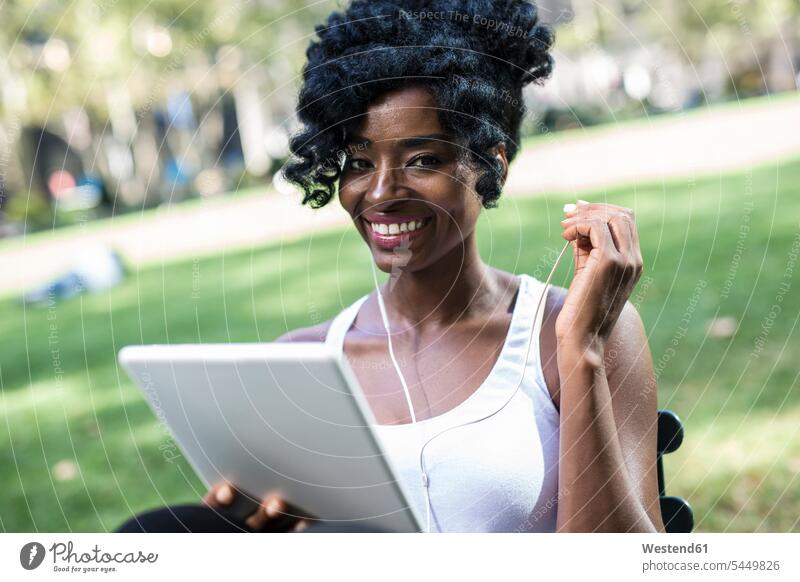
[494,142,509,185]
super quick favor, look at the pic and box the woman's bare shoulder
[538,279,652,413]
[274,320,334,343]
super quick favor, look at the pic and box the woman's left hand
[556,200,644,350]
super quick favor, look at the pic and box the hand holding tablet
[118,342,423,533]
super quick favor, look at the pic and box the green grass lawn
[2,156,799,532]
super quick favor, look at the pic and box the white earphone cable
[370,261,418,425]
[369,240,571,532]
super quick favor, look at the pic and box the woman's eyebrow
[345,135,371,148]
[346,134,452,148]
[395,134,452,148]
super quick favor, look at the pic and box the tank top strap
[522,273,550,351]
[499,274,540,359]
[495,273,552,409]
[324,293,370,356]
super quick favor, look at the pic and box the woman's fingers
[562,201,638,257]
[567,200,630,217]
[204,484,315,532]
[561,202,644,292]
[203,482,236,508]
[291,519,310,533]
[561,217,618,258]
[607,215,633,254]
[244,493,282,531]
[244,493,315,532]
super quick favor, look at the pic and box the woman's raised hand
[203,482,314,532]
[557,200,644,350]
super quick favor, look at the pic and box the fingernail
[563,203,576,213]
[216,485,233,505]
[265,500,281,518]
[577,199,590,205]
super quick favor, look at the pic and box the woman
[119,0,664,533]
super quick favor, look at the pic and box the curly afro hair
[283,0,554,210]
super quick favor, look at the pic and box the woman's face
[338,85,494,274]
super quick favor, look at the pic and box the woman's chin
[368,250,418,276]
[369,253,398,274]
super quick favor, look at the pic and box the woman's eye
[408,155,440,168]
[346,158,372,171]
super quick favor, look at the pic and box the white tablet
[118,342,423,533]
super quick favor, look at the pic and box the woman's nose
[364,164,407,206]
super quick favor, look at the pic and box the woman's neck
[376,235,507,330]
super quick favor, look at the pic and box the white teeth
[369,218,428,235]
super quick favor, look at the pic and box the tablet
[118,342,423,532]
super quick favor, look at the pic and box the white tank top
[324,273,560,532]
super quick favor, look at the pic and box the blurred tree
[0,0,335,125]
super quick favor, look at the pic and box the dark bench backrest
[657,410,694,533]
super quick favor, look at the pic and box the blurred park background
[1,0,799,532]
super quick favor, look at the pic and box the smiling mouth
[362,217,432,248]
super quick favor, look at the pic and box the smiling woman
[117,0,665,534]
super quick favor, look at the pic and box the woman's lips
[363,217,432,249]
